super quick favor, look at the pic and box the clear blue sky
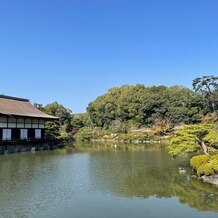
[0,0,217,113]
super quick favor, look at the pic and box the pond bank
[200,174,218,185]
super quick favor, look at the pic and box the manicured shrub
[197,161,215,176]
[190,155,210,171]
[190,154,218,176]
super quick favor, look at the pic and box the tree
[44,102,72,126]
[168,124,218,157]
[45,121,60,139]
[192,75,218,113]
[71,113,93,131]
[34,103,45,112]
[44,102,73,137]
[87,84,204,129]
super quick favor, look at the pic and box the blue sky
[0,0,218,113]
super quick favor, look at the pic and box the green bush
[74,127,93,141]
[190,155,210,171]
[197,162,215,176]
[190,154,218,176]
[211,154,218,160]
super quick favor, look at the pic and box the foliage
[71,113,92,129]
[87,85,204,129]
[197,160,217,176]
[74,127,94,141]
[44,102,72,128]
[190,154,218,176]
[34,101,73,140]
[44,102,73,135]
[190,155,210,170]
[45,121,60,139]
[35,75,218,145]
[74,127,160,143]
[192,75,218,113]
[168,124,218,157]
[74,127,108,141]
[108,119,128,134]
[204,127,218,145]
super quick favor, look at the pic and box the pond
[0,143,217,218]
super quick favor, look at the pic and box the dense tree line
[34,75,218,178]
[35,75,218,141]
[34,102,74,140]
[86,75,218,130]
[87,85,203,129]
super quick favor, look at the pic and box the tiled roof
[0,95,58,119]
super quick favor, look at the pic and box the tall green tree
[44,102,72,126]
[87,84,203,129]
[44,102,73,137]
[192,75,218,113]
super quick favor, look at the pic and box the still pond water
[0,143,218,218]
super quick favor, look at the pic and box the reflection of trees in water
[123,167,175,199]
[173,176,218,212]
[90,149,182,197]
[89,149,218,212]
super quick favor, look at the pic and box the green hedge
[190,154,218,176]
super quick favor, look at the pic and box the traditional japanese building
[0,95,58,152]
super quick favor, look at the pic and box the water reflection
[0,151,91,218]
[174,176,218,211]
[0,144,217,218]
[88,146,218,212]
